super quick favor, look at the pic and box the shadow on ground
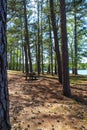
[8,73,87,130]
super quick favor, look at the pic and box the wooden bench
[25,72,38,80]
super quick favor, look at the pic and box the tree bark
[49,0,62,83]
[10,49,12,70]
[37,1,40,75]
[74,0,78,75]
[20,16,24,73]
[60,0,71,97]
[48,12,53,76]
[24,43,29,75]
[41,0,44,74]
[0,1,11,129]
[23,0,32,73]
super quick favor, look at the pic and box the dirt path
[8,72,87,130]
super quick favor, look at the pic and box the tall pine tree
[0,0,11,129]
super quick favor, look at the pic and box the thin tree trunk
[10,49,12,70]
[35,40,38,72]
[47,63,50,74]
[74,0,78,75]
[34,27,37,72]
[55,56,57,75]
[22,45,24,73]
[70,41,74,74]
[20,16,24,73]
[12,49,15,70]
[37,1,40,75]
[17,47,19,70]
[19,47,22,71]
[0,1,11,129]
[23,0,32,72]
[41,0,44,74]
[48,16,53,76]
[24,43,29,75]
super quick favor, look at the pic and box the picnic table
[25,72,38,80]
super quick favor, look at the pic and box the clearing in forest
[8,71,87,130]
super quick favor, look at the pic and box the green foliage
[7,0,87,72]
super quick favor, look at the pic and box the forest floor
[8,70,87,130]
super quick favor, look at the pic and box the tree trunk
[17,47,19,70]
[24,44,29,75]
[49,0,62,83]
[10,49,12,70]
[21,34,24,73]
[60,0,71,97]
[20,16,24,73]
[12,48,15,70]
[55,55,57,75]
[19,45,22,71]
[0,1,11,129]
[47,62,50,74]
[41,0,44,74]
[37,1,40,75]
[23,0,32,72]
[74,0,78,75]
[48,13,53,76]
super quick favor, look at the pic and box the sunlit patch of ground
[8,71,87,130]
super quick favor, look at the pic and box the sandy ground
[8,71,87,130]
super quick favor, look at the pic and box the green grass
[70,75,87,85]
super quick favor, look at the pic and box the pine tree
[0,0,11,129]
[60,0,71,97]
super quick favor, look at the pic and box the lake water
[69,70,87,75]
